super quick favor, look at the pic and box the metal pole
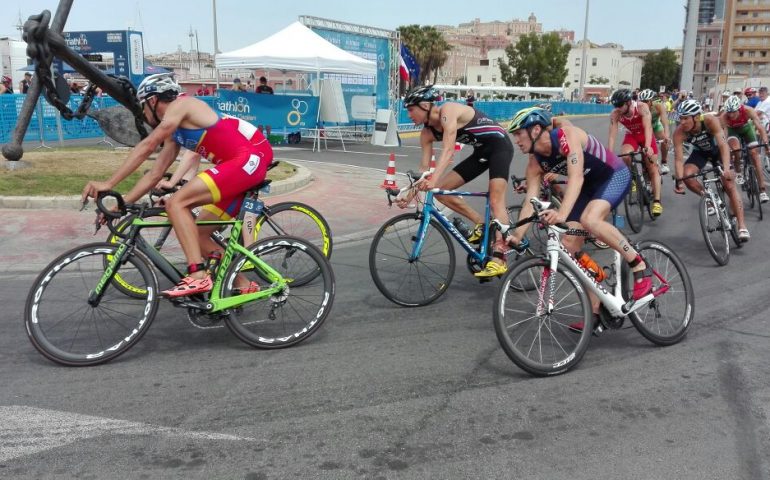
[680,0,701,92]
[578,0,590,102]
[212,0,220,90]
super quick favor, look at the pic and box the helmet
[507,107,552,133]
[1,75,11,84]
[610,89,633,107]
[722,90,732,97]
[724,95,742,112]
[638,89,656,102]
[403,85,439,107]
[136,73,182,104]
[677,99,702,117]
[744,87,757,95]
[535,102,552,112]
[233,77,241,83]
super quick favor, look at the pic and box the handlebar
[384,169,430,206]
[730,143,768,154]
[676,165,723,182]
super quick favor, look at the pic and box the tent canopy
[216,21,376,76]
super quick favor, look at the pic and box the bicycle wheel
[494,257,592,376]
[369,213,455,307]
[717,184,744,249]
[24,243,160,366]
[253,202,333,259]
[698,195,730,266]
[222,236,334,349]
[626,240,694,346]
[624,174,644,233]
[107,214,184,298]
[747,165,763,220]
[643,172,655,221]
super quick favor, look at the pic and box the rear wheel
[254,202,333,258]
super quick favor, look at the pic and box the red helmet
[744,87,757,95]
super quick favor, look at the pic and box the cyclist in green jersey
[719,95,769,202]
[639,89,671,174]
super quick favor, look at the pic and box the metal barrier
[396,100,613,125]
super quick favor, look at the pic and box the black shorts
[452,137,514,183]
[685,149,720,170]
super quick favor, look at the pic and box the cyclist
[638,89,672,175]
[505,107,654,330]
[608,89,664,217]
[719,95,769,200]
[82,73,273,297]
[402,84,514,278]
[672,99,750,242]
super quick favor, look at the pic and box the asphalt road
[1,116,769,479]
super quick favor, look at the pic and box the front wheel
[624,179,644,234]
[222,236,334,348]
[369,213,455,307]
[627,240,694,346]
[24,243,160,366]
[494,257,592,376]
[254,202,333,259]
[698,195,730,266]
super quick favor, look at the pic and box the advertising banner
[216,90,319,132]
[62,30,144,87]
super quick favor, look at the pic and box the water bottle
[575,250,606,282]
[452,217,472,239]
[206,250,223,276]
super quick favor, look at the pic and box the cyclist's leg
[654,123,669,168]
[683,151,708,195]
[435,152,485,225]
[721,162,748,234]
[487,143,514,266]
[645,139,663,208]
[745,133,766,194]
[726,135,743,180]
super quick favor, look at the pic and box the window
[763,51,768,57]
[706,51,711,57]
[592,57,597,66]
[575,57,580,66]
[477,75,482,82]
[707,38,713,46]
[705,63,710,71]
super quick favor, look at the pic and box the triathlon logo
[286,98,309,126]
[218,96,251,114]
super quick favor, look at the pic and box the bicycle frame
[411,189,492,264]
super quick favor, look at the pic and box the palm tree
[397,25,452,87]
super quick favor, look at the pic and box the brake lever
[93,209,103,235]
[79,198,90,212]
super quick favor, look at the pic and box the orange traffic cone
[380,152,397,189]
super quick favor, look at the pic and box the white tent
[215,21,376,75]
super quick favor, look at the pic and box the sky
[2,0,687,55]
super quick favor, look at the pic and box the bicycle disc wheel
[369,213,455,307]
[253,202,333,258]
[698,195,729,266]
[24,243,159,366]
[222,236,334,348]
[494,257,592,376]
[627,240,694,346]
[107,214,183,298]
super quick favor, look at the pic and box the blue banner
[63,30,145,87]
[215,90,319,132]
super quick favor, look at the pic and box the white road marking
[0,406,255,462]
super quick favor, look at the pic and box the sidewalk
[0,160,402,274]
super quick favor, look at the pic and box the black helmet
[404,85,439,107]
[611,89,633,108]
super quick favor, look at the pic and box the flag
[399,44,420,82]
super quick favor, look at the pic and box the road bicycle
[731,142,766,221]
[368,170,534,307]
[620,149,656,233]
[679,165,743,266]
[24,189,335,366]
[493,197,694,376]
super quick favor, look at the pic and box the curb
[0,161,313,209]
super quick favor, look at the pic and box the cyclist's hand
[543,172,559,183]
[416,175,436,192]
[674,180,685,195]
[81,180,113,203]
[394,190,416,209]
[540,208,566,225]
[507,235,529,253]
[155,179,175,190]
[513,180,527,193]
[722,169,735,182]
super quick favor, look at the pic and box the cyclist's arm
[552,116,572,129]
[556,127,584,220]
[747,107,769,145]
[434,104,462,179]
[658,103,670,139]
[418,128,434,173]
[164,149,201,187]
[673,127,686,181]
[608,110,619,151]
[510,156,543,242]
[124,141,181,203]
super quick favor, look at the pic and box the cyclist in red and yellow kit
[82,73,273,297]
[608,89,664,217]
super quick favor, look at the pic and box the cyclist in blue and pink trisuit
[82,73,273,297]
[505,107,653,330]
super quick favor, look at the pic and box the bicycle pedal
[478,277,492,284]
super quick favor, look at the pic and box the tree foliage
[640,48,680,91]
[397,25,453,86]
[498,32,570,87]
[588,75,610,84]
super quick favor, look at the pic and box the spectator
[0,75,13,94]
[744,87,760,108]
[255,76,273,94]
[69,80,81,94]
[755,86,770,130]
[231,78,246,92]
[196,83,210,96]
[246,80,253,91]
[19,72,32,94]
[466,89,475,107]
[703,95,713,112]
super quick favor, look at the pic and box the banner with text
[215,90,319,132]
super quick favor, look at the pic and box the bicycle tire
[626,240,694,346]
[107,214,184,298]
[222,236,334,349]
[717,183,744,249]
[253,202,333,259]
[25,243,160,366]
[494,256,592,376]
[369,213,455,307]
[747,165,763,220]
[624,182,644,233]
[698,195,730,266]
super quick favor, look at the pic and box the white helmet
[638,89,656,101]
[723,95,742,113]
[677,99,702,117]
[137,73,182,104]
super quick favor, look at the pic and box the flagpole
[212,0,220,90]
